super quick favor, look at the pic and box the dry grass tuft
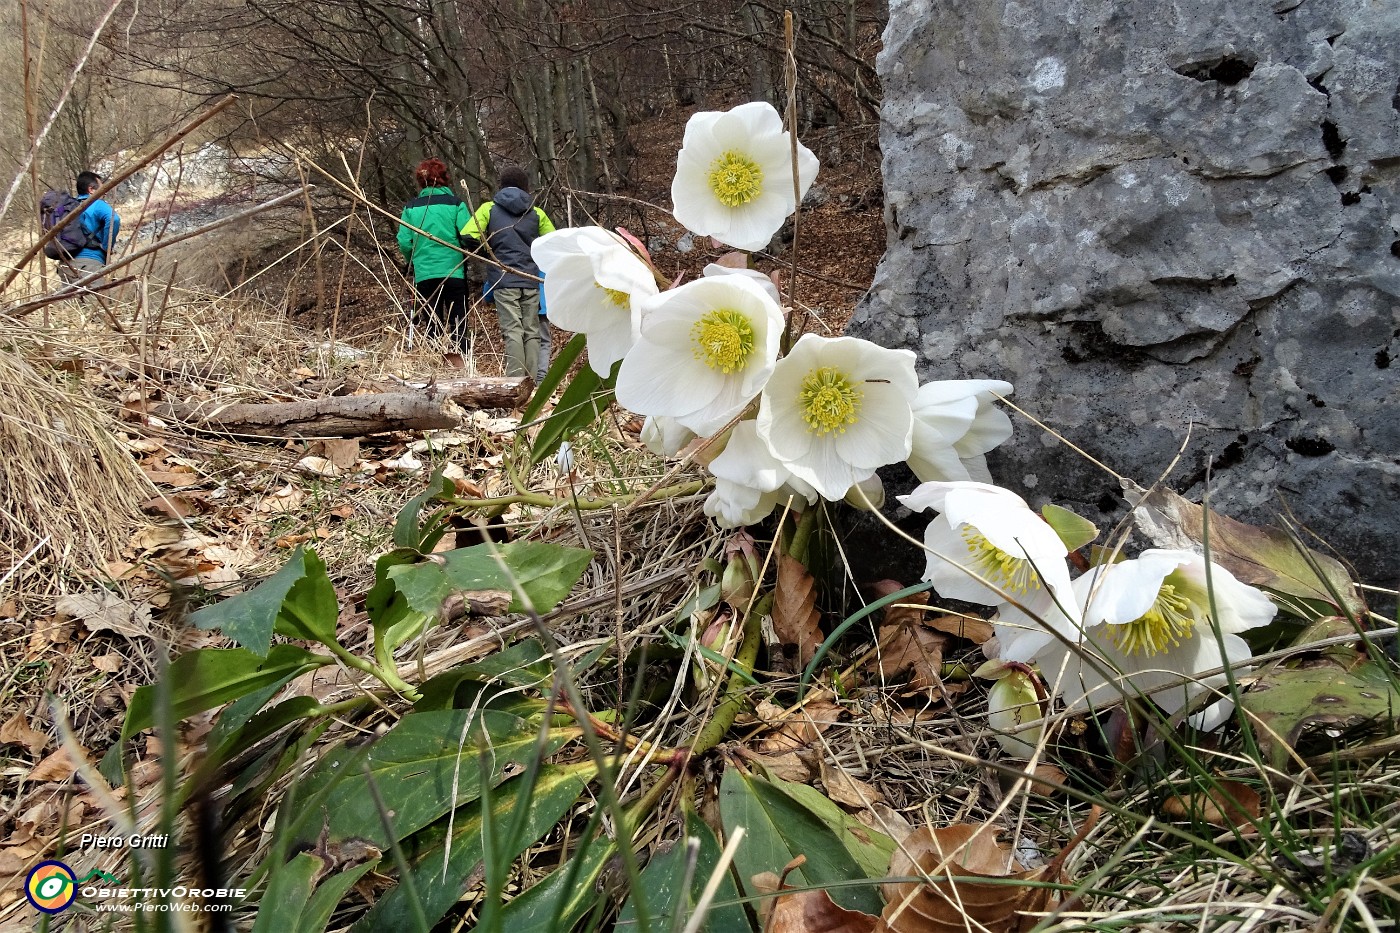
[0,346,150,588]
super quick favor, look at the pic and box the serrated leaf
[272,549,340,646]
[189,547,313,655]
[122,645,323,741]
[719,766,888,915]
[353,762,594,933]
[285,708,578,849]
[1123,480,1363,616]
[1242,657,1399,768]
[1041,503,1098,551]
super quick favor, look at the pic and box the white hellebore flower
[532,226,659,376]
[672,102,820,252]
[908,380,1014,484]
[1035,549,1276,730]
[615,275,783,435]
[900,481,1079,662]
[757,334,918,501]
[703,421,817,528]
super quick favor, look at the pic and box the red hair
[414,158,450,189]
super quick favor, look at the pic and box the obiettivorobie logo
[24,861,117,914]
[23,859,243,916]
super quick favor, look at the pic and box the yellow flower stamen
[1109,583,1196,656]
[595,283,631,309]
[690,309,756,373]
[798,367,862,435]
[960,528,1041,594]
[707,151,764,207]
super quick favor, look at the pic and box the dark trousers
[414,276,469,350]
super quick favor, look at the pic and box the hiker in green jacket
[396,158,471,350]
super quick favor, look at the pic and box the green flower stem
[321,638,420,701]
[448,480,705,514]
[690,592,774,758]
[786,504,820,566]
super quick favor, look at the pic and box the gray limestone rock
[849,0,1400,588]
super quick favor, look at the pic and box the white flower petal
[898,480,1028,516]
[641,416,696,458]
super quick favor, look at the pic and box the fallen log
[157,392,464,438]
[399,376,531,409]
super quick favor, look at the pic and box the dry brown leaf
[881,813,1098,933]
[141,492,198,518]
[0,712,49,756]
[821,760,884,808]
[755,695,843,753]
[745,751,815,783]
[257,484,306,513]
[142,468,200,488]
[452,477,486,498]
[1161,780,1261,829]
[28,747,82,783]
[768,886,880,933]
[296,455,342,478]
[925,614,995,645]
[774,554,823,665]
[92,653,124,673]
[55,590,154,640]
[0,845,40,876]
[130,524,184,551]
[318,438,361,469]
[877,624,948,693]
[857,803,914,844]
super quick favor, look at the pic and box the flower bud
[699,610,733,650]
[984,664,1046,758]
[720,557,757,606]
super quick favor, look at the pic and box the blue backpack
[39,190,97,260]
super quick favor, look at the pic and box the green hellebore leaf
[1243,656,1399,769]
[1041,503,1099,552]
[719,765,891,915]
[352,762,595,933]
[284,708,578,850]
[616,799,754,933]
[189,546,322,656]
[122,644,324,741]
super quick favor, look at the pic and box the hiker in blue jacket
[461,166,555,379]
[61,171,120,287]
